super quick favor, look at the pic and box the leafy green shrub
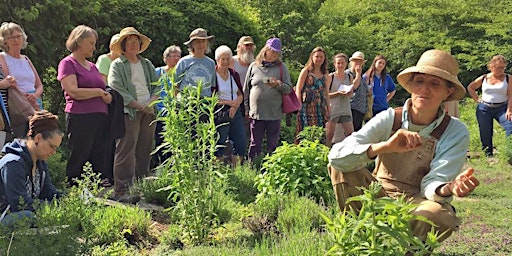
[0,167,152,255]
[322,182,441,256]
[135,177,175,208]
[276,193,328,234]
[90,240,139,256]
[226,163,259,205]
[255,138,331,202]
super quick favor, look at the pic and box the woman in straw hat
[108,27,159,202]
[57,25,113,187]
[328,49,479,244]
[175,28,216,97]
[0,110,63,227]
[467,55,512,157]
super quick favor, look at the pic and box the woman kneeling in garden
[0,110,63,227]
[328,49,480,243]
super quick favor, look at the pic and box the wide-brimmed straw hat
[397,49,466,101]
[111,27,151,54]
[349,51,365,62]
[184,28,214,46]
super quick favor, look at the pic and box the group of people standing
[0,21,506,244]
[294,49,396,146]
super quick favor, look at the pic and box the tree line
[2,0,511,115]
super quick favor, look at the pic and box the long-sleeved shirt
[108,55,159,119]
[328,99,469,203]
[243,61,292,120]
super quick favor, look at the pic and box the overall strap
[393,107,451,139]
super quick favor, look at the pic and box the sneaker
[111,194,141,204]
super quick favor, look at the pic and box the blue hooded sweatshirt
[0,139,61,215]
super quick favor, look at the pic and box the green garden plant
[322,182,441,256]
[154,73,225,245]
[255,132,331,203]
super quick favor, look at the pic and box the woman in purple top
[57,25,112,186]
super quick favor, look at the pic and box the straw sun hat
[397,49,466,101]
[111,27,151,54]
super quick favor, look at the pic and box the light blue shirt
[175,55,216,97]
[328,99,469,203]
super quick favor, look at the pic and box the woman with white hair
[213,45,246,165]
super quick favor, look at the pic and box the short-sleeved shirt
[95,54,113,78]
[175,55,216,97]
[365,73,395,114]
[57,56,108,114]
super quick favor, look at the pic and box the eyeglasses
[45,139,59,151]
[166,54,181,58]
[6,35,23,41]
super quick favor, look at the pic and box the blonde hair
[65,25,98,52]
[0,22,28,51]
[487,55,507,70]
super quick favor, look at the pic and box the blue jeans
[0,210,35,228]
[215,109,247,157]
[476,102,512,156]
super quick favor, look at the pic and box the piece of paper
[338,84,353,92]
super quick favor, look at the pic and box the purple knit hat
[266,38,282,53]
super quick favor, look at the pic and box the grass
[3,99,512,255]
[436,99,512,255]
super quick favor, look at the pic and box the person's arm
[295,68,308,100]
[272,64,292,95]
[1,161,35,211]
[506,74,512,121]
[243,64,254,116]
[328,108,395,171]
[352,65,362,90]
[421,120,471,202]
[38,162,62,201]
[60,75,109,100]
[385,75,396,102]
[108,60,143,110]
[467,75,484,103]
[25,56,44,99]
[324,73,331,113]
[58,58,108,101]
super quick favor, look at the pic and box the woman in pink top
[57,25,112,186]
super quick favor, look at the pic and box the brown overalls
[328,110,460,242]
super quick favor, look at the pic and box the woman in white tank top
[0,22,44,141]
[467,55,512,156]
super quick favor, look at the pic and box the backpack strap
[393,107,451,140]
[329,73,334,91]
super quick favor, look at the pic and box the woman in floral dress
[295,47,331,141]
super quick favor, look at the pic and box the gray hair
[0,22,28,51]
[215,45,233,60]
[162,45,181,60]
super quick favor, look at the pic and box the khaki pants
[114,112,155,195]
[328,165,460,242]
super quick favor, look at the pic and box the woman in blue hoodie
[0,110,63,227]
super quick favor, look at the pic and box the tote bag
[8,86,35,125]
